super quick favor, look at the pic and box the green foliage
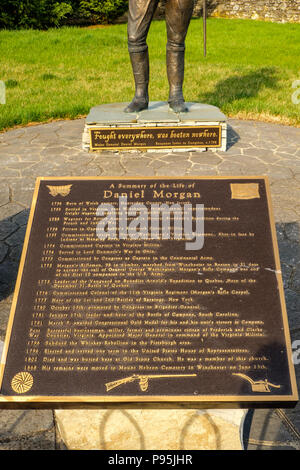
[0,0,73,29]
[78,0,128,24]
[0,0,128,29]
[51,2,73,26]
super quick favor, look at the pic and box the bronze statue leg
[165,0,194,112]
[124,0,159,113]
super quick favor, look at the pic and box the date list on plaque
[0,177,297,406]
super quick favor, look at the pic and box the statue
[124,0,195,114]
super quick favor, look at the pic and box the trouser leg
[125,0,159,113]
[165,0,194,112]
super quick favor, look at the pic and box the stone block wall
[156,0,300,23]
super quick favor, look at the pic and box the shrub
[77,0,128,25]
[0,0,129,29]
[0,0,73,29]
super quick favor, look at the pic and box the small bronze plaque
[0,177,297,407]
[230,183,260,200]
[89,126,221,150]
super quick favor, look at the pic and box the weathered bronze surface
[0,177,297,407]
[90,126,221,150]
[125,0,195,113]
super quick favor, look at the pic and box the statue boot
[124,50,149,113]
[167,49,188,113]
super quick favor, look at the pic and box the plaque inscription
[89,126,221,150]
[0,177,297,407]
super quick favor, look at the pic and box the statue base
[82,101,227,153]
[55,408,247,450]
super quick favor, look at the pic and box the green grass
[0,18,299,131]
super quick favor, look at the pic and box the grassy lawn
[0,17,299,131]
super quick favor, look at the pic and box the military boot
[124,50,149,113]
[166,49,188,113]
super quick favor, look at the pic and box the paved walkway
[0,117,299,449]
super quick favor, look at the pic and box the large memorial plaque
[0,177,298,407]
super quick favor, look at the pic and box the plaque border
[89,125,222,151]
[0,176,298,408]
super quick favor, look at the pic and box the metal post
[203,0,207,57]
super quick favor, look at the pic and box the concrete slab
[179,102,227,122]
[55,408,246,450]
[86,103,138,124]
[138,101,180,122]
[86,101,226,125]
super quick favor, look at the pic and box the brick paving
[0,117,299,449]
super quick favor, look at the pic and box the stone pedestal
[55,408,246,450]
[82,102,227,153]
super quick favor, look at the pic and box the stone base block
[82,102,227,153]
[55,408,246,450]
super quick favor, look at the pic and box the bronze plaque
[89,126,221,150]
[0,177,297,407]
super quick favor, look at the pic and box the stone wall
[156,0,300,23]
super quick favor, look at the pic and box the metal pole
[203,0,207,57]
